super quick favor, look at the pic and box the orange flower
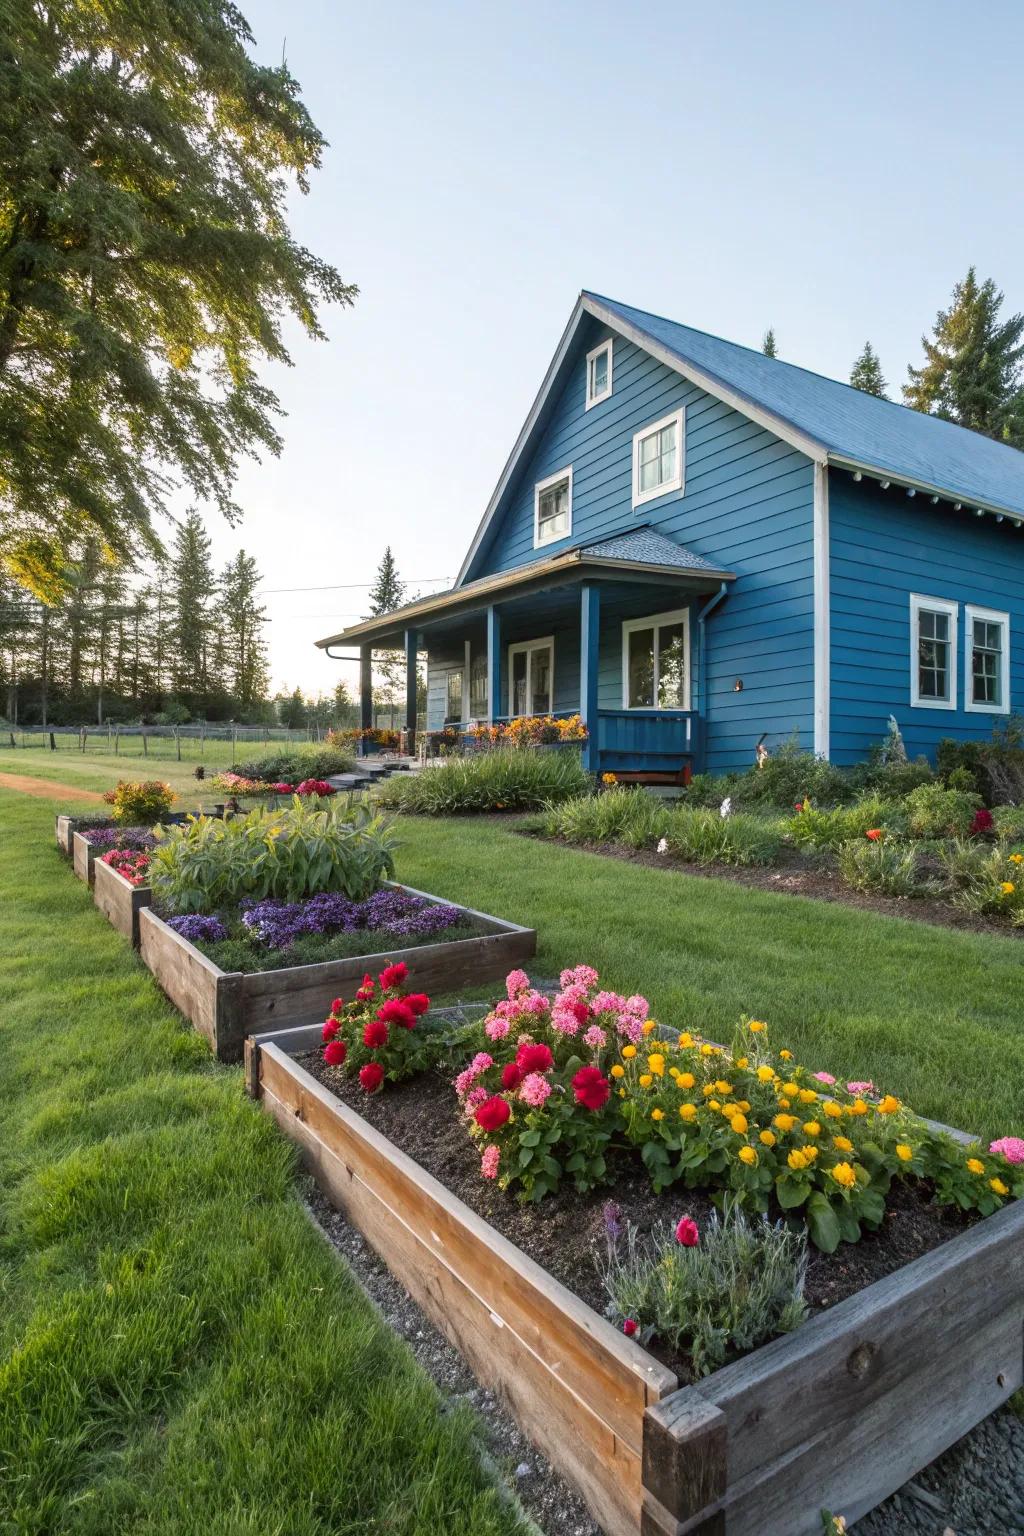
[865,828,883,842]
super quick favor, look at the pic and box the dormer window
[586,339,613,409]
[534,467,572,547]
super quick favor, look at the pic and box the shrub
[993,806,1024,844]
[679,771,742,809]
[149,799,397,913]
[836,837,920,896]
[848,752,935,799]
[231,743,355,780]
[663,806,785,866]
[904,782,982,838]
[377,747,591,814]
[938,841,1024,920]
[732,738,851,810]
[102,779,175,825]
[542,787,670,849]
[599,1204,808,1377]
[788,794,901,852]
[321,961,434,1090]
[938,718,1024,806]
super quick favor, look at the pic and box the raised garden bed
[245,1026,1024,1536]
[93,853,153,946]
[140,884,536,1062]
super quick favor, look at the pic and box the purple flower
[167,914,229,944]
[84,825,157,851]
[234,890,465,949]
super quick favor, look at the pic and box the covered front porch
[321,535,735,778]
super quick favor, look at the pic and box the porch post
[486,605,503,724]
[580,582,600,774]
[359,643,373,755]
[404,629,417,754]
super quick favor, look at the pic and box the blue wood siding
[464,320,815,772]
[828,472,1024,764]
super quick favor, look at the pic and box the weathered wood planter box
[245,1029,1024,1536]
[92,854,152,946]
[56,813,111,857]
[140,883,536,1063]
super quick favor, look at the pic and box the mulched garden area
[520,827,1024,940]
[298,1053,977,1382]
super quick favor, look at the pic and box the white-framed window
[632,408,685,508]
[533,467,572,548]
[965,604,1010,714]
[508,636,554,716]
[909,594,958,710]
[621,608,690,710]
[586,339,613,409]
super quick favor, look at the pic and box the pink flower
[524,991,549,1015]
[592,991,626,1016]
[516,1042,554,1075]
[505,968,531,1000]
[471,1052,494,1074]
[618,1015,646,1045]
[465,1085,489,1112]
[622,1318,639,1337]
[560,964,599,989]
[454,1053,493,1098]
[485,1016,511,1040]
[675,1216,699,1247]
[812,1071,836,1085]
[480,1144,501,1179]
[551,1007,582,1036]
[846,1081,875,1096]
[625,995,649,1019]
[583,1024,607,1049]
[519,1072,552,1108]
[990,1136,1024,1165]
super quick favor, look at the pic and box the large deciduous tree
[903,268,1024,446]
[0,0,354,598]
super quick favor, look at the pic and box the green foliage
[231,742,356,780]
[150,800,397,912]
[939,718,1024,807]
[377,748,591,814]
[837,838,920,896]
[195,920,477,975]
[541,786,669,848]
[600,1206,807,1377]
[102,778,175,826]
[761,327,778,358]
[849,340,888,397]
[788,795,900,852]
[849,752,935,799]
[542,790,784,866]
[663,807,785,867]
[904,782,982,838]
[938,841,1024,920]
[993,806,1024,843]
[732,738,851,810]
[0,0,354,599]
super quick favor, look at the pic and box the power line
[257,577,451,595]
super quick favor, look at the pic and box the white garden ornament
[719,796,733,819]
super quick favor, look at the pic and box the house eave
[825,452,1024,526]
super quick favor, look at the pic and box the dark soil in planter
[158,911,484,974]
[520,828,1023,940]
[296,1053,978,1382]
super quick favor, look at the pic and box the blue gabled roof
[580,528,722,573]
[588,292,1024,521]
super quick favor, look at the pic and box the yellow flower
[849,1099,869,1116]
[749,1021,767,1033]
[622,1045,637,1060]
[756,1066,775,1083]
[797,1088,818,1105]
[991,1177,1009,1196]
[774,1113,797,1132]
[715,1080,733,1096]
[1001,881,1016,895]
[736,1100,751,1113]
[787,1149,808,1171]
[966,1157,985,1175]
[730,1114,749,1135]
[700,1043,716,1056]
[639,1073,653,1089]
[651,1108,665,1122]
[642,1019,657,1036]
[802,1121,821,1137]
[759,1129,777,1147]
[735,1056,749,1070]
[783,1081,800,1097]
[680,1102,697,1120]
[678,1032,694,1048]
[830,1162,857,1189]
[738,1146,757,1166]
[778,1097,792,1109]
[779,1049,793,1060]
[610,1064,625,1079]
[876,1095,900,1115]
[677,1072,696,1090]
[703,1083,717,1097]
[647,1051,665,1069]
[618,1087,626,1098]
[833,1135,854,1153]
[804,1146,818,1161]
[708,1098,721,1111]
[895,1143,913,1162]
[823,1101,843,1119]
[601,772,617,785]
[1010,854,1024,865]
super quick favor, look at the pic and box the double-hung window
[632,409,685,508]
[910,594,957,709]
[534,467,572,548]
[508,637,554,716]
[622,609,690,710]
[965,605,1010,713]
[586,339,613,408]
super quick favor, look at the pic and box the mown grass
[0,739,240,797]
[0,788,523,1536]
[393,815,1024,1144]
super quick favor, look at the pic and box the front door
[508,637,554,716]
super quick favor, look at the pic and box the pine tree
[220,551,269,715]
[903,268,1024,446]
[366,547,407,704]
[762,328,778,358]
[169,510,216,713]
[849,342,888,398]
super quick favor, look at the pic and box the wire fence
[1,724,327,765]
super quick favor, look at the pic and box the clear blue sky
[216,0,1024,697]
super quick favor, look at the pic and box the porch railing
[595,710,700,773]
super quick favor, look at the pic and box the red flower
[322,1019,339,1042]
[516,1041,554,1075]
[675,1216,699,1247]
[324,1039,347,1067]
[377,998,416,1030]
[363,1019,389,1049]
[474,1095,511,1132]
[971,808,994,835]
[865,828,882,842]
[568,999,590,1026]
[794,800,805,813]
[622,1318,639,1338]
[572,1065,610,1111]
[379,961,408,991]
[331,997,345,1013]
[405,992,431,1016]
[501,1062,523,1091]
[359,1062,385,1092]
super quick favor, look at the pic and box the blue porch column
[404,629,417,752]
[486,605,503,724]
[580,581,600,773]
[359,643,372,755]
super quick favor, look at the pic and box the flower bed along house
[244,986,1024,1536]
[139,883,536,1061]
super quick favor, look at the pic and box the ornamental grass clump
[600,1203,808,1377]
[377,747,591,815]
[149,798,397,913]
[836,835,920,896]
[787,794,902,853]
[542,786,670,848]
[662,805,785,867]
[231,742,356,781]
[320,962,433,1091]
[938,841,1024,922]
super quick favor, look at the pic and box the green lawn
[393,816,1024,1145]
[0,739,240,798]
[0,786,523,1536]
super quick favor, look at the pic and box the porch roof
[316,531,734,650]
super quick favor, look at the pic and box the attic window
[534,467,572,547]
[633,409,685,507]
[586,339,613,409]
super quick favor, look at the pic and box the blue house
[317,293,1024,776]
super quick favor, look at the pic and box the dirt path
[0,771,105,803]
